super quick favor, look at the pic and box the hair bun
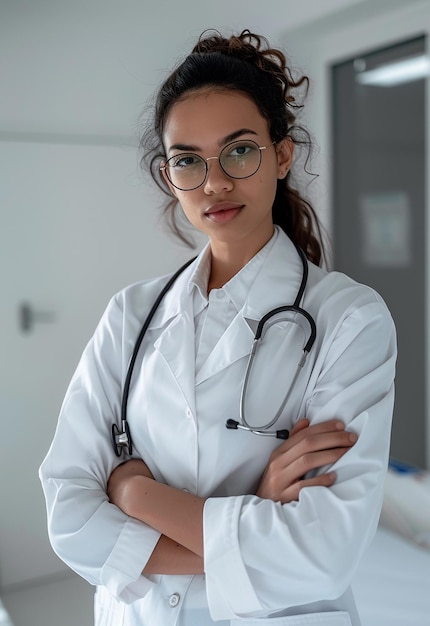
[193,29,280,69]
[192,29,301,108]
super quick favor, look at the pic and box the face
[161,89,293,260]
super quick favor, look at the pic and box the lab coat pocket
[94,585,126,626]
[230,611,352,625]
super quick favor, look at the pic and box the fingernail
[349,433,358,443]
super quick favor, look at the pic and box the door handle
[19,302,56,333]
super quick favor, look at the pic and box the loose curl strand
[139,29,325,266]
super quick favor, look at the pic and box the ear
[276,137,294,179]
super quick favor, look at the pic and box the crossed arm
[107,418,357,575]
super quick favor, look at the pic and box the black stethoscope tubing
[112,246,315,456]
[226,246,316,438]
[112,256,197,456]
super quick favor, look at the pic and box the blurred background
[0,0,429,624]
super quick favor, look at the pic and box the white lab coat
[39,229,396,626]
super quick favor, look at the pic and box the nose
[203,157,234,194]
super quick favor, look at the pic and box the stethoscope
[111,246,316,457]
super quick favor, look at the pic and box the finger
[298,430,358,456]
[269,438,355,489]
[275,420,346,456]
[289,418,310,438]
[287,446,353,479]
[258,441,353,501]
[273,427,356,466]
[279,472,337,504]
[295,419,346,437]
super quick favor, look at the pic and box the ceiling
[0,0,368,138]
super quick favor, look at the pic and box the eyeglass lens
[164,140,263,191]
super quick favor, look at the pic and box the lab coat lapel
[195,229,305,385]
[147,260,198,414]
[153,310,197,413]
[195,314,254,385]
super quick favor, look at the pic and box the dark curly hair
[139,29,325,265]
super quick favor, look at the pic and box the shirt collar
[188,244,211,300]
[188,228,279,313]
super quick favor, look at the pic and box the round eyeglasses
[160,139,275,191]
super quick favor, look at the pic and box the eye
[229,143,253,157]
[170,154,201,168]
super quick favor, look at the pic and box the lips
[204,202,244,224]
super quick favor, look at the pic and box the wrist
[128,480,205,556]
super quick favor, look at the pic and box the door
[0,138,190,588]
[332,36,426,467]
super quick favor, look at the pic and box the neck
[207,229,274,291]
[207,258,244,291]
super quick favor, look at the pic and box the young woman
[40,30,396,626]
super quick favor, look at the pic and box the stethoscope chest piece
[112,420,132,457]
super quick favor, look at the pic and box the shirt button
[168,592,180,607]
[216,290,225,300]
[185,407,192,419]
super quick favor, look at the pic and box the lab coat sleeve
[203,296,396,620]
[39,292,161,603]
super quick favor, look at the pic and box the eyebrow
[167,128,258,153]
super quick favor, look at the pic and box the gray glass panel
[332,36,426,467]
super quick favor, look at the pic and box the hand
[107,459,154,512]
[256,419,358,504]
